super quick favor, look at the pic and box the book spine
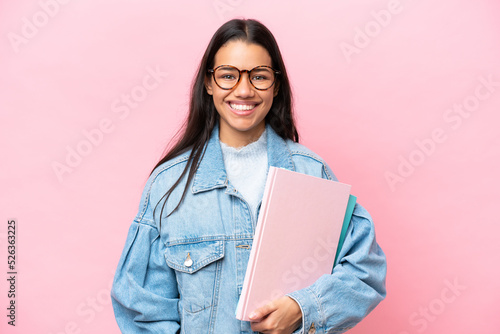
[236,167,277,320]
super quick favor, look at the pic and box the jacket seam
[306,286,326,330]
[132,219,156,229]
[137,155,190,221]
[164,235,255,246]
[290,150,333,180]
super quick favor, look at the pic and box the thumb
[249,302,277,321]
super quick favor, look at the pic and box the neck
[219,123,266,148]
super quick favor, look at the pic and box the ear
[273,80,280,97]
[205,76,213,96]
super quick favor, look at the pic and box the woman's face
[205,40,278,147]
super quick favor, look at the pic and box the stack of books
[236,167,356,321]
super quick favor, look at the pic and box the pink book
[235,167,352,321]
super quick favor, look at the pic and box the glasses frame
[207,64,281,91]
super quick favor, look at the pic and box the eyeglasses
[207,65,280,90]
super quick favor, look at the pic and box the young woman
[111,18,386,334]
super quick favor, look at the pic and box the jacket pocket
[165,239,225,314]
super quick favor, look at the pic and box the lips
[226,102,259,116]
[229,102,257,110]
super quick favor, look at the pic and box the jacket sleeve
[286,167,387,334]
[111,175,180,333]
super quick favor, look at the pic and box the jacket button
[184,252,193,267]
[308,322,316,334]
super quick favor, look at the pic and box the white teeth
[229,103,256,111]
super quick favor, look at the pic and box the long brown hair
[152,18,299,229]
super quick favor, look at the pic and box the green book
[333,194,357,268]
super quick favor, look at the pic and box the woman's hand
[249,296,302,334]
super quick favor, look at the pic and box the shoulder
[149,150,191,184]
[135,150,192,223]
[285,140,337,181]
[148,150,192,195]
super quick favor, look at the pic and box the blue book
[333,195,357,268]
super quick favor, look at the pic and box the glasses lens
[250,66,276,90]
[214,66,239,89]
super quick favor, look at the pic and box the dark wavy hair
[151,18,299,229]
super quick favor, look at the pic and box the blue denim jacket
[111,123,386,334]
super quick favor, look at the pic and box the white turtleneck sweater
[219,129,268,221]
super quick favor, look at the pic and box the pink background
[1,0,499,333]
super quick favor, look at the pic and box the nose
[233,71,254,97]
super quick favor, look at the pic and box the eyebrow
[215,65,271,71]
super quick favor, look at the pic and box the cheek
[213,93,228,115]
[263,94,275,107]
[214,92,228,104]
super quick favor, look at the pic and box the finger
[250,316,273,333]
[249,301,277,321]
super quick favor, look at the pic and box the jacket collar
[191,122,295,193]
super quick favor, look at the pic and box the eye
[221,74,236,80]
[252,75,268,81]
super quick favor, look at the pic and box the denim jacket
[111,123,387,334]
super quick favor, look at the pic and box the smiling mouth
[228,102,258,111]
